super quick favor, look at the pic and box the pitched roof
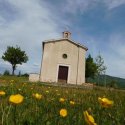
[42,38,88,51]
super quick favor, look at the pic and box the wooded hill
[88,75,125,89]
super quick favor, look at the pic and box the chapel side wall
[77,47,86,84]
[29,74,39,82]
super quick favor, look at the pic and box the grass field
[0,76,125,125]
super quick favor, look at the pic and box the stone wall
[29,73,39,82]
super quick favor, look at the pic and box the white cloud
[78,31,125,78]
[104,0,125,10]
[105,55,125,78]
[64,0,98,14]
[63,0,125,14]
[17,63,40,73]
[0,16,6,26]
[0,0,59,44]
[102,32,125,78]
[0,0,125,78]
[109,32,125,58]
[0,0,61,73]
[33,63,40,67]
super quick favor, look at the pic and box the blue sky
[0,0,125,78]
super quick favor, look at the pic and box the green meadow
[0,76,125,125]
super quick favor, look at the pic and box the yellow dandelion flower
[70,101,75,105]
[59,98,65,103]
[51,98,55,101]
[65,90,68,94]
[33,93,42,100]
[10,80,14,83]
[60,109,67,117]
[10,83,14,85]
[0,91,6,96]
[98,97,113,108]
[46,90,49,93]
[57,93,60,96]
[84,111,97,125]
[9,94,24,104]
[23,83,27,85]
[18,88,21,91]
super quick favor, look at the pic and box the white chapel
[37,31,88,85]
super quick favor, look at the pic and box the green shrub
[3,70,10,76]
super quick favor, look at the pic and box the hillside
[0,77,125,124]
[88,75,125,88]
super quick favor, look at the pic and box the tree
[3,70,10,76]
[85,54,98,82]
[95,53,107,86]
[18,71,21,77]
[109,80,118,88]
[2,46,28,75]
[21,73,29,77]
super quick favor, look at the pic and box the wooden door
[58,66,68,83]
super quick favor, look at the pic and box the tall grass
[0,78,125,125]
